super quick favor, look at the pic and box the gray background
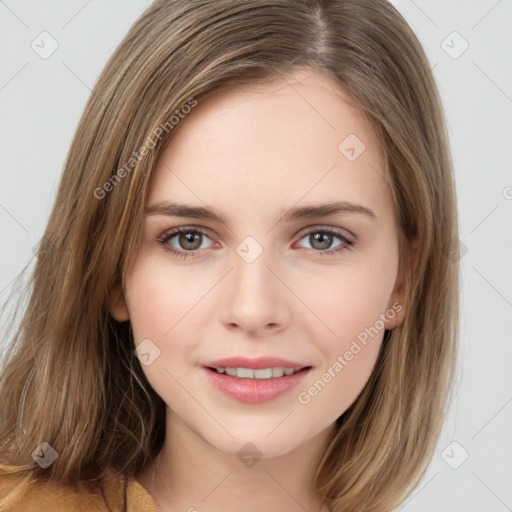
[1,1,511,510]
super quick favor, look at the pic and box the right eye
[158,227,217,259]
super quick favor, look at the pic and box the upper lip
[203,356,311,371]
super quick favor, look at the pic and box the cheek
[292,261,394,417]
[124,258,207,415]
[125,253,214,375]
[126,253,208,341]
[295,300,386,423]
[309,280,387,377]
[300,260,396,344]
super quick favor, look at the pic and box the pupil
[181,232,201,250]
[312,232,332,250]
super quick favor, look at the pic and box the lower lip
[203,367,311,404]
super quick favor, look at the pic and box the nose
[218,246,290,336]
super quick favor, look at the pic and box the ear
[110,282,130,322]
[385,238,419,330]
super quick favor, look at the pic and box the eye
[295,226,355,256]
[158,225,355,260]
[158,227,215,260]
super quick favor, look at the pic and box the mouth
[205,366,312,379]
[202,365,312,403]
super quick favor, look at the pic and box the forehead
[148,68,392,227]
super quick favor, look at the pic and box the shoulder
[0,467,159,512]
[126,476,161,512]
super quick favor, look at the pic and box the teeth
[272,367,284,378]
[214,366,302,379]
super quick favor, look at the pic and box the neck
[138,408,334,512]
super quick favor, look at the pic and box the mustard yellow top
[0,469,161,512]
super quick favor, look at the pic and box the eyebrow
[145,200,376,225]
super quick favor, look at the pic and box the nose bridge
[219,234,287,332]
[232,234,276,298]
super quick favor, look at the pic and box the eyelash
[158,226,355,260]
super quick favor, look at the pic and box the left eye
[158,226,354,259]
[295,227,354,254]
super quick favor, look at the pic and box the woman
[0,1,459,510]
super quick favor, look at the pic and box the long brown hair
[0,1,459,510]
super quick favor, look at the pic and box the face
[111,68,409,458]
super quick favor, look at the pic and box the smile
[210,366,306,379]
[203,366,311,403]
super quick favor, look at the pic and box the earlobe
[110,282,130,322]
[385,298,406,331]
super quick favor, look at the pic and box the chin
[205,429,304,461]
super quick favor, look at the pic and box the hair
[0,0,459,510]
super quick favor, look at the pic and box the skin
[111,67,411,512]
